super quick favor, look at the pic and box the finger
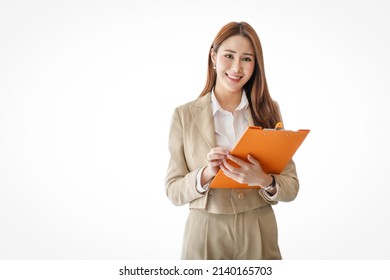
[210,147,230,155]
[222,158,240,173]
[220,164,245,184]
[247,154,260,166]
[220,164,237,178]
[208,160,222,167]
[221,160,244,176]
[226,154,246,166]
[207,153,227,162]
[207,147,230,156]
[210,147,229,154]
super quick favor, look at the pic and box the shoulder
[174,92,211,113]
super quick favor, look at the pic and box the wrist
[201,166,216,185]
[263,175,275,191]
[261,174,274,188]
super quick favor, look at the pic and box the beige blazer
[165,92,299,214]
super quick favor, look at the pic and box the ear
[210,48,216,64]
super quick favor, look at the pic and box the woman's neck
[214,87,242,113]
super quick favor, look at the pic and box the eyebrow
[223,49,254,57]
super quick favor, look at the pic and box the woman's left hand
[220,154,273,187]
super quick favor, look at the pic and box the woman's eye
[242,57,252,62]
[224,54,233,59]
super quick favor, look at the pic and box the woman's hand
[220,154,273,187]
[201,147,230,185]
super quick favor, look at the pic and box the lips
[226,73,242,82]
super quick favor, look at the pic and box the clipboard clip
[261,122,284,131]
[275,122,283,130]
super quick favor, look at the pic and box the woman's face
[211,35,255,95]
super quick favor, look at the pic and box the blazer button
[237,193,245,200]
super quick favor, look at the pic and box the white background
[1,0,389,260]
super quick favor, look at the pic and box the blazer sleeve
[266,160,299,202]
[165,108,205,206]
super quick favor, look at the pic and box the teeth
[227,74,241,80]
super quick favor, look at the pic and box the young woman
[165,22,299,260]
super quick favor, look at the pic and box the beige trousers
[181,205,282,260]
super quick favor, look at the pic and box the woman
[165,21,299,260]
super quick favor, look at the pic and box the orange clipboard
[209,126,310,189]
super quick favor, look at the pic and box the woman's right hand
[201,147,230,185]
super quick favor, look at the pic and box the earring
[213,64,216,69]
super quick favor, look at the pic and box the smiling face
[211,35,255,96]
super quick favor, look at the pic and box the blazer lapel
[190,92,255,148]
[190,92,216,148]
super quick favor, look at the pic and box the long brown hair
[200,21,281,128]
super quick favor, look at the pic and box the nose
[231,59,241,72]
